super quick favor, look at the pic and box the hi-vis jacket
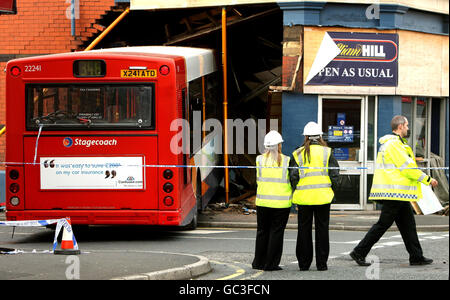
[290,145,337,205]
[369,134,432,202]
[255,153,292,208]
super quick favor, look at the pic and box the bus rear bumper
[5,210,183,226]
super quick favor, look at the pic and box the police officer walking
[350,115,438,266]
[252,130,292,271]
[289,122,340,271]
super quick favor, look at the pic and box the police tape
[0,161,448,171]
[0,218,79,252]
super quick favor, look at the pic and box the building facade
[278,1,449,209]
[1,0,448,210]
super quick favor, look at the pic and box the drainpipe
[222,7,229,204]
[84,7,130,51]
[71,0,76,37]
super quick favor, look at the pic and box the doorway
[319,96,368,210]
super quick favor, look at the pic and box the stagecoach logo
[62,137,118,148]
[63,137,73,148]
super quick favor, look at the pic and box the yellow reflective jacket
[292,145,334,205]
[255,153,293,208]
[369,134,431,202]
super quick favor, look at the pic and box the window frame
[25,83,156,131]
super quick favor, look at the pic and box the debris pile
[204,190,256,216]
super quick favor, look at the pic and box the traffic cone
[54,218,80,255]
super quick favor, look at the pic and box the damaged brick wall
[281,25,303,93]
[0,0,117,166]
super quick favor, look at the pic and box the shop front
[279,6,449,210]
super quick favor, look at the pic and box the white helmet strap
[308,135,321,140]
[265,144,278,150]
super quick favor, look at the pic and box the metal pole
[202,77,206,141]
[84,7,130,51]
[71,0,76,37]
[222,7,229,204]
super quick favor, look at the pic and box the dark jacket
[289,142,340,193]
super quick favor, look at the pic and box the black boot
[350,251,371,267]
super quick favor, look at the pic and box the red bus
[5,46,221,228]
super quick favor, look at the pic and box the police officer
[350,115,438,266]
[289,122,340,271]
[252,130,292,271]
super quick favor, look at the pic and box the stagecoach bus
[5,46,221,228]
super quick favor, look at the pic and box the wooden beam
[165,8,279,45]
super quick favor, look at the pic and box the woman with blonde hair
[252,130,292,271]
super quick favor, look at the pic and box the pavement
[198,206,449,232]
[0,207,448,280]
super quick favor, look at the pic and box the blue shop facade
[277,2,449,210]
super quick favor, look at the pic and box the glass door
[320,96,365,209]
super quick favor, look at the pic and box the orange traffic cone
[54,218,80,255]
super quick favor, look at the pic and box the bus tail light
[6,166,25,210]
[163,169,173,180]
[9,183,20,194]
[10,66,21,77]
[10,197,20,206]
[9,169,20,180]
[163,196,174,206]
[163,182,174,193]
[159,65,170,76]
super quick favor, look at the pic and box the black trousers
[353,200,423,261]
[296,204,331,269]
[252,206,291,270]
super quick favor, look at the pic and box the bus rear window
[26,84,154,130]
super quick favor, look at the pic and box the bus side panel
[22,136,159,210]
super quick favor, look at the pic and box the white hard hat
[303,121,323,136]
[264,130,284,148]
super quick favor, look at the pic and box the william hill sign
[306,32,399,86]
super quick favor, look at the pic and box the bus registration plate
[121,69,157,78]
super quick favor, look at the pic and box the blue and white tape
[0,161,448,171]
[0,218,78,252]
[0,219,60,227]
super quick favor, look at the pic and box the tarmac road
[0,210,448,280]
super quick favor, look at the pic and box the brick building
[0,0,121,165]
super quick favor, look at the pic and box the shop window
[367,96,376,161]
[430,98,447,160]
[401,96,413,148]
[401,96,430,159]
[415,97,428,158]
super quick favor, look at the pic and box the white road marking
[380,241,403,246]
[424,236,445,240]
[176,230,236,235]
